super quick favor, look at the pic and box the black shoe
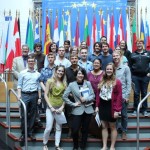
[19,134,25,142]
[28,134,36,141]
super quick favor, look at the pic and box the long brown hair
[98,63,116,89]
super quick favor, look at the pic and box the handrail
[137,92,150,150]
[0,76,8,125]
[8,89,28,150]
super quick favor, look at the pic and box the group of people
[12,37,150,150]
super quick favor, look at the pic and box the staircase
[0,102,150,150]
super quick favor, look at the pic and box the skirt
[99,99,116,122]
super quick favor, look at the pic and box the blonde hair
[49,65,67,91]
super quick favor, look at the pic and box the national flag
[66,13,71,44]
[100,13,105,38]
[53,16,59,44]
[75,18,80,47]
[140,17,145,42]
[90,14,98,54]
[14,17,21,57]
[118,13,124,44]
[126,13,132,52]
[145,16,150,50]
[26,17,34,52]
[107,13,110,46]
[109,13,116,50]
[34,17,40,43]
[5,18,15,70]
[44,15,51,54]
[84,14,90,46]
[0,16,9,73]
[132,14,137,52]
[59,14,64,47]
[25,17,29,44]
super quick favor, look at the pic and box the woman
[43,65,66,150]
[44,42,58,67]
[115,45,128,65]
[63,68,95,150]
[96,63,122,150]
[87,58,104,108]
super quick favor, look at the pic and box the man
[17,55,41,141]
[55,46,71,68]
[100,43,113,70]
[39,52,56,112]
[100,36,113,54]
[131,40,150,117]
[64,40,71,59]
[12,44,30,90]
[78,48,93,73]
[88,42,102,62]
[113,50,131,140]
[32,42,45,72]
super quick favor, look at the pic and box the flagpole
[136,0,139,38]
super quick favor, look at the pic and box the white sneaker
[132,111,137,116]
[43,145,48,150]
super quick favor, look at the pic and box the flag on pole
[44,15,51,54]
[34,17,40,43]
[66,13,71,44]
[14,17,21,57]
[109,13,116,50]
[53,16,59,44]
[145,14,150,50]
[84,14,90,46]
[126,12,132,52]
[90,14,97,54]
[107,13,110,46]
[100,13,105,38]
[140,17,145,41]
[5,18,15,70]
[118,13,124,44]
[132,14,137,52]
[75,18,80,47]
[0,16,9,73]
[59,14,64,47]
[26,17,34,52]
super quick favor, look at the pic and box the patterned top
[48,79,65,108]
[99,83,113,101]
[38,65,56,84]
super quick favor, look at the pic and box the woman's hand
[114,111,120,118]
[56,107,64,114]
[74,101,81,107]
[80,96,86,103]
[95,107,99,112]
[50,107,56,113]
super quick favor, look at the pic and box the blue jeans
[21,92,38,135]
[116,101,128,133]
[132,75,149,112]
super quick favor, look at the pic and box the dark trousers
[21,92,38,135]
[72,113,92,149]
[132,75,149,112]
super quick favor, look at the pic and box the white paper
[95,112,101,127]
[53,112,67,124]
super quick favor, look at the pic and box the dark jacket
[131,50,150,76]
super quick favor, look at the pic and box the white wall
[138,0,150,38]
[0,0,33,46]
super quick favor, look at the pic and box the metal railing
[136,92,150,150]
[8,89,28,150]
[0,76,9,125]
